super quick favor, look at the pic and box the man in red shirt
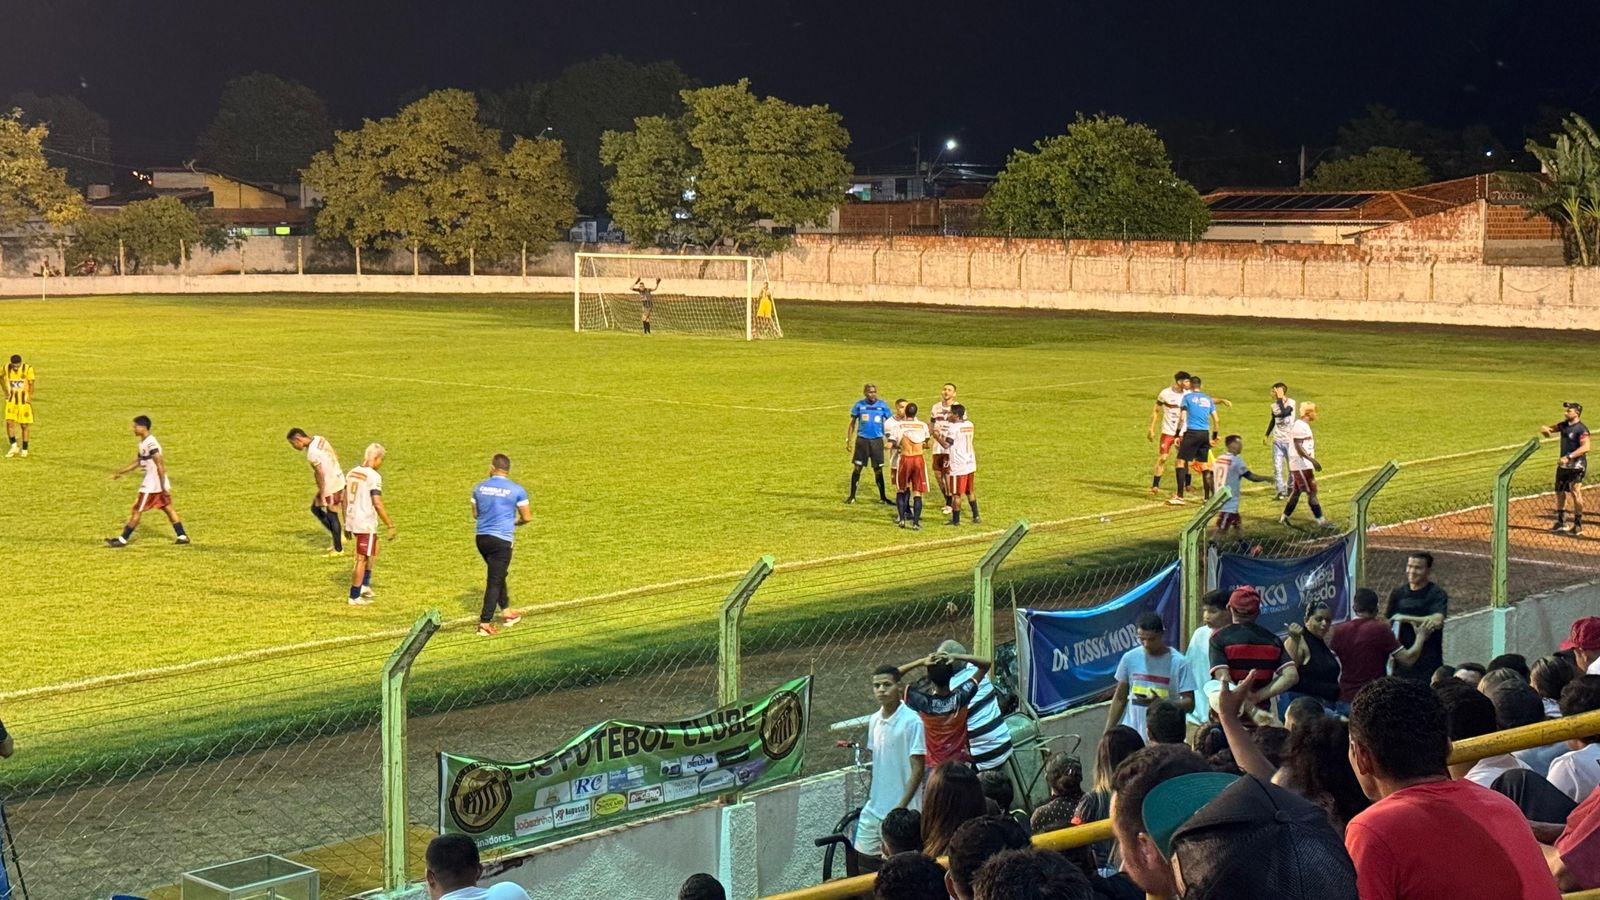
[1328,588,1435,710]
[1345,677,1561,900]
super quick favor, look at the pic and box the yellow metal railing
[760,708,1600,900]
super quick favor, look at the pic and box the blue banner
[0,798,11,900]
[1018,562,1182,715]
[1214,538,1351,637]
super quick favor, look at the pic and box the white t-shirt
[440,885,531,900]
[930,400,954,455]
[1588,657,1600,677]
[345,465,383,534]
[1548,743,1600,802]
[1463,752,1527,788]
[1157,387,1187,436]
[138,434,170,493]
[1114,646,1197,741]
[1287,419,1316,472]
[946,420,976,476]
[306,435,346,495]
[1212,453,1252,513]
[864,702,926,818]
[885,417,905,463]
[1185,625,1218,725]
[1271,397,1298,442]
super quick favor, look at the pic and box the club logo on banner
[1214,538,1351,637]
[1016,562,1182,715]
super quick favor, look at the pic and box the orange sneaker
[476,623,500,637]
[501,609,522,627]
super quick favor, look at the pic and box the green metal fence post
[1179,489,1231,647]
[719,555,776,707]
[972,519,1031,660]
[381,609,443,893]
[1349,461,1401,590]
[1492,437,1543,656]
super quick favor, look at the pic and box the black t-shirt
[0,717,8,743]
[1555,420,1590,470]
[1296,631,1342,703]
[1387,581,1449,680]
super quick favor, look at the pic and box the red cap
[1228,587,1261,615]
[1562,617,1600,652]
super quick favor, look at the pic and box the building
[89,167,312,236]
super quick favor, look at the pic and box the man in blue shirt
[1173,376,1221,504]
[471,454,532,637]
[846,383,894,506]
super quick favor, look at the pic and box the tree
[196,73,334,182]
[1304,147,1431,191]
[68,197,204,273]
[600,79,850,250]
[0,111,83,230]
[985,114,1210,240]
[1333,104,1502,180]
[1511,114,1600,266]
[304,89,575,265]
[7,92,112,187]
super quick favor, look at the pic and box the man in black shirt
[1541,402,1590,536]
[1385,551,1448,682]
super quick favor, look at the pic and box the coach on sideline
[471,454,531,637]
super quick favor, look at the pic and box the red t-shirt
[1558,785,1600,889]
[1345,779,1561,900]
[1328,616,1401,704]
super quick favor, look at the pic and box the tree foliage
[1511,114,1600,266]
[600,79,850,251]
[1304,146,1430,191]
[7,92,112,187]
[68,197,203,273]
[304,89,576,263]
[196,73,334,182]
[986,114,1210,240]
[0,111,84,230]
[1334,104,1503,180]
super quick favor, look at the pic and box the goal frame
[573,252,761,341]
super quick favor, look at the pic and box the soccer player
[1211,434,1272,545]
[895,402,931,529]
[846,383,893,506]
[1173,375,1220,504]
[1147,371,1190,495]
[1265,383,1297,500]
[1541,401,1589,536]
[344,443,397,605]
[105,415,189,547]
[1280,402,1332,528]
[286,428,347,556]
[886,398,909,524]
[929,383,957,511]
[4,354,34,458]
[631,277,658,334]
[471,454,530,636]
[938,404,980,525]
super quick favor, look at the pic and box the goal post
[573,252,782,340]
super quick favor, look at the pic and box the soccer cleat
[844,496,856,505]
[911,522,922,531]
[945,519,960,527]
[1315,517,1335,528]
[880,497,895,506]
[18,449,26,458]
[360,585,374,599]
[1552,522,1569,533]
[175,535,190,545]
[324,547,345,557]
[104,536,128,548]
[476,623,500,637]
[1149,486,1162,496]
[898,520,908,529]
[1166,496,1186,506]
[1278,514,1292,526]
[4,445,17,458]
[942,505,954,515]
[347,596,373,606]
[501,609,522,627]
[1574,525,1586,537]
[972,515,982,524]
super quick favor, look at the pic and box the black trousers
[476,534,514,622]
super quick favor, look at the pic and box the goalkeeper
[631,277,659,335]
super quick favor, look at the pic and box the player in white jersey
[1147,371,1191,495]
[1211,434,1273,545]
[938,404,980,526]
[1265,383,1298,500]
[929,383,957,512]
[287,428,348,556]
[344,443,397,605]
[106,415,189,547]
[1280,403,1332,528]
[885,399,909,524]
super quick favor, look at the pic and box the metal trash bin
[180,854,319,900]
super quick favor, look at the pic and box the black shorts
[1177,430,1212,463]
[853,436,885,467]
[1558,467,1587,492]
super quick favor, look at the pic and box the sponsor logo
[552,799,592,828]
[1296,559,1340,605]
[594,793,627,817]
[698,769,736,794]
[760,689,806,761]
[659,760,684,778]
[627,785,665,810]
[513,808,554,837]
[680,753,718,775]
[607,765,646,791]
[715,746,751,767]
[447,763,513,834]
[571,774,608,799]
[733,760,767,786]
[534,781,572,809]
[663,776,701,803]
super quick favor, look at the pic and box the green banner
[439,676,811,852]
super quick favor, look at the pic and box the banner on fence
[0,799,12,900]
[1017,562,1182,715]
[1214,538,1351,637]
[439,676,811,853]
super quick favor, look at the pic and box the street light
[944,138,958,151]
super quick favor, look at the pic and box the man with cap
[1142,772,1357,900]
[1542,402,1590,536]
[1108,744,1210,897]
[1564,618,1600,676]
[1208,587,1298,719]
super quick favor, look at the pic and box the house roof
[1204,175,1488,224]
[147,166,299,202]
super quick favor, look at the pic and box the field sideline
[0,292,1582,704]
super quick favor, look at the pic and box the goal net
[574,253,783,340]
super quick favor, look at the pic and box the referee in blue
[471,454,532,637]
[846,382,894,506]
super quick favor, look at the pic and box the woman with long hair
[919,761,986,858]
[1072,725,1145,873]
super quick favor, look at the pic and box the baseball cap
[1141,772,1238,857]
[1168,775,1358,900]
[1227,587,1261,615]
[1562,617,1600,651]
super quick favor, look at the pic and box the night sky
[4,0,1598,174]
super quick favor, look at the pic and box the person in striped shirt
[938,639,1015,773]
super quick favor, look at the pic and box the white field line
[0,441,1552,703]
[1362,545,1599,573]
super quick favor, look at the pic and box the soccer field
[0,293,1577,742]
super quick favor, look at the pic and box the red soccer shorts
[897,456,928,493]
[354,533,380,557]
[1160,434,1178,453]
[133,491,171,513]
[1291,470,1318,496]
[948,472,975,496]
[1215,511,1242,530]
[320,491,344,510]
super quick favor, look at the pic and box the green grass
[0,292,1579,776]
